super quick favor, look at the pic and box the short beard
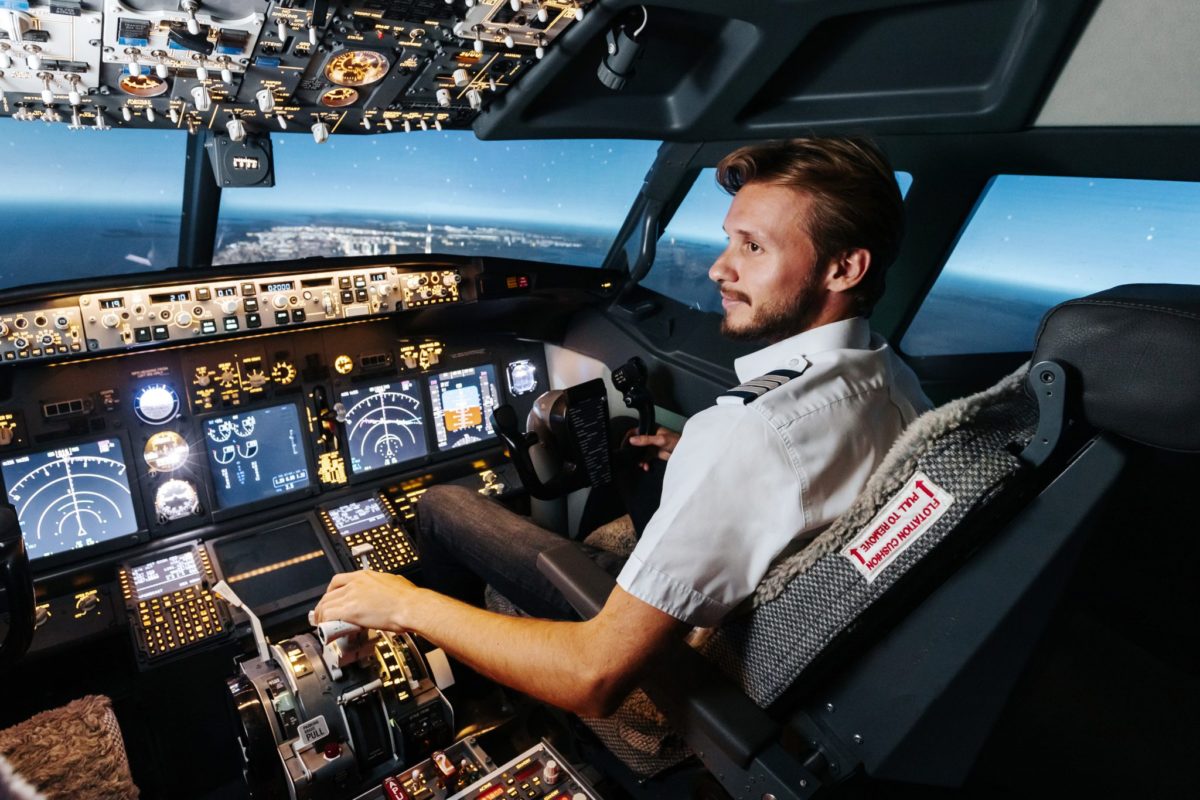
[719,270,824,343]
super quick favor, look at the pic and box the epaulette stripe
[716,365,808,406]
[742,379,785,391]
[715,390,762,406]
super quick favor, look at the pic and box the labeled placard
[294,714,330,752]
[842,472,955,583]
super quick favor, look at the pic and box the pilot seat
[524,283,1200,797]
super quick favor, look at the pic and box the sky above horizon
[2,116,1197,297]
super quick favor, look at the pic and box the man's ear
[825,248,871,294]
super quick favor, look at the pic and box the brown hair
[715,138,904,316]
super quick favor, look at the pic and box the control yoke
[611,356,656,436]
[491,357,656,501]
[0,505,35,670]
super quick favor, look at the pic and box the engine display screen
[326,497,389,537]
[338,379,428,474]
[428,365,499,451]
[130,550,203,601]
[212,521,334,616]
[1,438,139,561]
[203,403,310,509]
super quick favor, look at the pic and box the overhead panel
[0,0,594,136]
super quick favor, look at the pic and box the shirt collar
[733,317,872,382]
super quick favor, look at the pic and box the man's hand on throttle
[314,570,425,635]
[627,426,681,471]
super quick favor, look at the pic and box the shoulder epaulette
[717,367,806,406]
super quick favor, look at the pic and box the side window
[645,169,913,313]
[902,175,1200,356]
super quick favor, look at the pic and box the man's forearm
[406,588,628,716]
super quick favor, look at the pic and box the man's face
[708,182,828,343]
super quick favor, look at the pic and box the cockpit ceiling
[2,0,1132,143]
[1035,0,1200,127]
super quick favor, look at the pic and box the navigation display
[338,379,428,474]
[130,551,203,601]
[203,403,311,509]
[326,497,389,537]
[1,438,139,561]
[428,365,499,451]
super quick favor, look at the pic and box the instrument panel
[0,311,546,575]
[0,264,465,365]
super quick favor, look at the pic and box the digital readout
[370,272,388,281]
[99,298,124,309]
[326,497,389,537]
[263,281,294,293]
[130,551,202,601]
[215,287,237,298]
[150,291,191,304]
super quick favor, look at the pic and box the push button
[152,325,170,340]
[135,327,152,342]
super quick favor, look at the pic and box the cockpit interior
[1,0,1198,798]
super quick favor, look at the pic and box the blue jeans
[414,484,629,620]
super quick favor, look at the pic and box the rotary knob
[175,311,194,327]
[0,321,8,337]
[101,312,120,328]
[219,299,238,315]
[273,294,289,309]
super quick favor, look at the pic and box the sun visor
[1033,285,1200,452]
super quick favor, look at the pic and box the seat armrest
[536,542,781,768]
[536,542,615,619]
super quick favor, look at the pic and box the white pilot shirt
[616,317,932,627]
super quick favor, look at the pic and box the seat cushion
[0,696,138,799]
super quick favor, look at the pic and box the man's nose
[709,249,735,285]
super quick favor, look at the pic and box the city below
[214,219,605,267]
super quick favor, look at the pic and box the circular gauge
[270,360,297,386]
[143,430,190,472]
[320,87,359,108]
[155,479,201,522]
[1,438,138,558]
[323,50,390,87]
[119,74,169,97]
[134,383,180,425]
[340,382,428,474]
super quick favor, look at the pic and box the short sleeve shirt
[615,317,932,627]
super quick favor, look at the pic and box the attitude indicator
[339,380,428,475]
[1,438,139,560]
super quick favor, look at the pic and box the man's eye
[746,242,761,253]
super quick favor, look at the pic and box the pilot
[315,138,932,716]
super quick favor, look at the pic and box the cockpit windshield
[0,120,187,290]
[0,121,659,290]
[214,133,658,268]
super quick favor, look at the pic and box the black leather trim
[1033,284,1200,452]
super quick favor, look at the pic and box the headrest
[1033,284,1200,452]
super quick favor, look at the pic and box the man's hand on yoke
[627,426,681,471]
